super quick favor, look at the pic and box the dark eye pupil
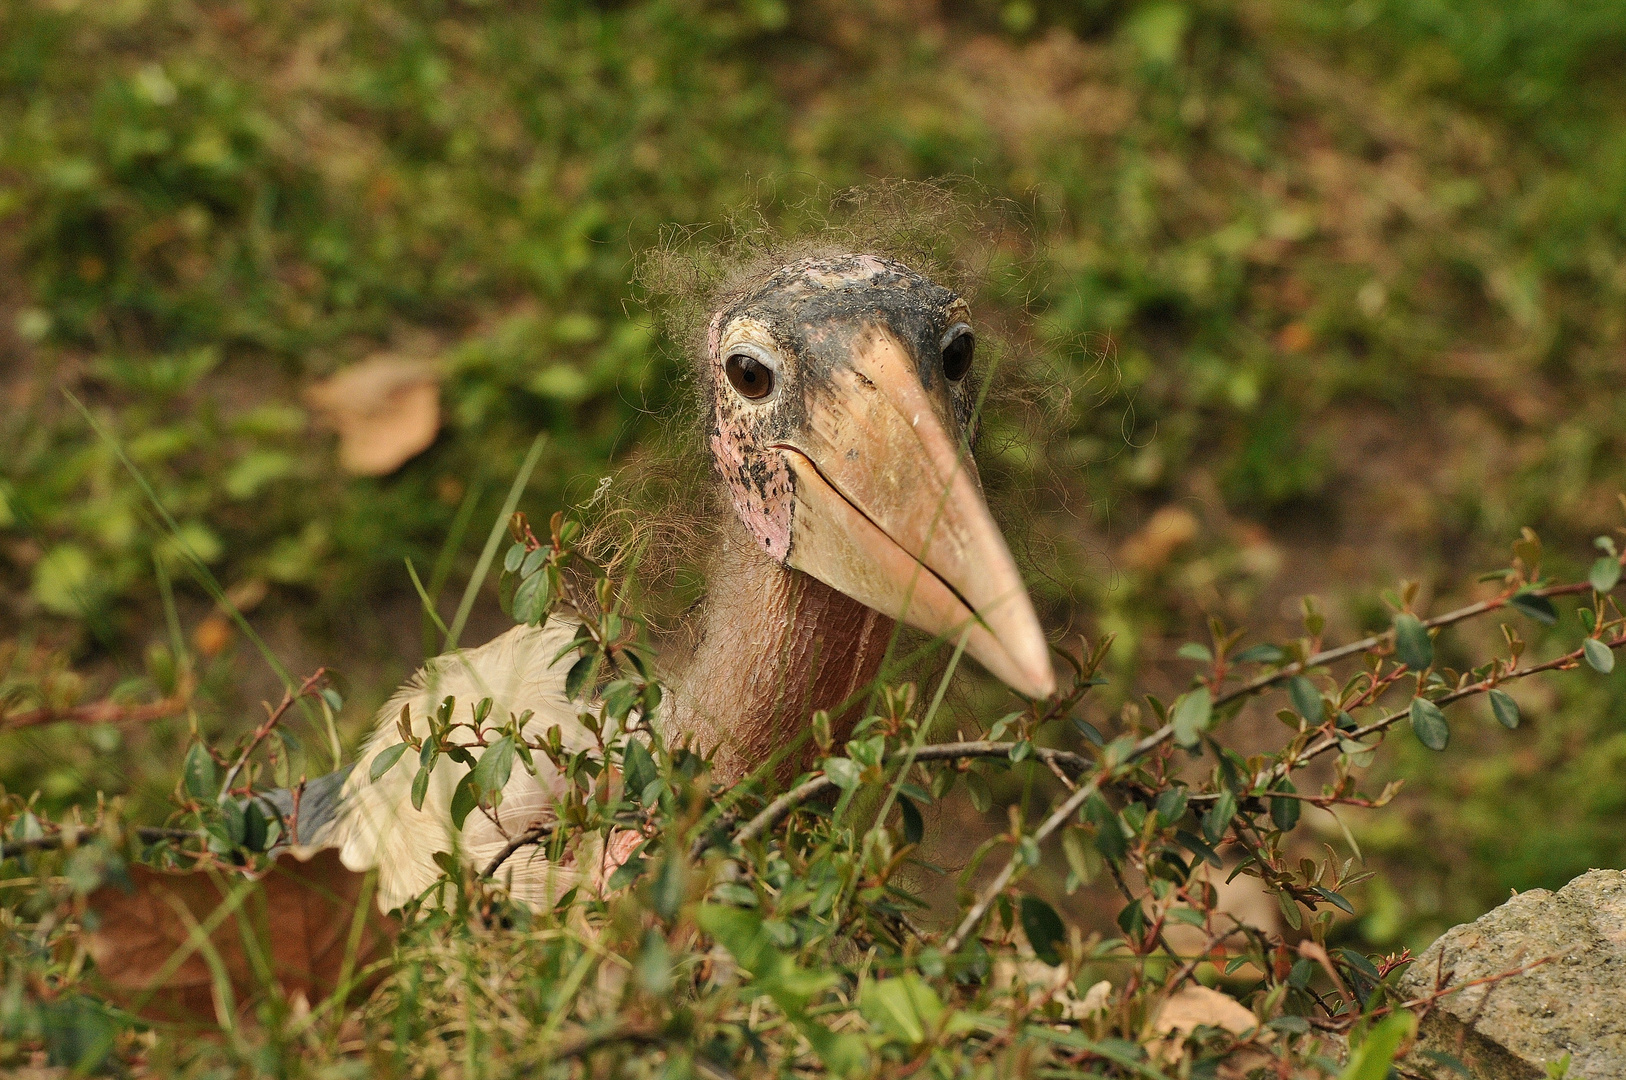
[725,353,774,399]
[942,330,974,381]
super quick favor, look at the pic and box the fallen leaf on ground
[191,614,232,659]
[1077,979,1113,1016]
[85,847,398,1025]
[305,356,440,476]
[1153,984,1258,1037]
[1120,505,1201,571]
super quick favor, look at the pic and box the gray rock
[1398,869,1626,1079]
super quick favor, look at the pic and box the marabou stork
[329,253,1056,910]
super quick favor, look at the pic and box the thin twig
[482,822,555,877]
[942,769,1107,954]
[1293,634,1623,769]
[221,668,327,796]
[1186,634,1626,806]
[3,825,202,856]
[1310,951,1561,1035]
[1161,927,1241,998]
[1,695,189,733]
[725,741,1095,851]
[1395,953,1557,1016]
[1213,579,1598,708]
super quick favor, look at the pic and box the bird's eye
[725,352,775,400]
[941,326,974,382]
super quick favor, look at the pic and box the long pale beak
[778,326,1056,699]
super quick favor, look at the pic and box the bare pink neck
[667,524,893,784]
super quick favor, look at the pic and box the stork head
[705,253,1055,699]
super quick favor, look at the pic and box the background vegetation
[2,0,1625,1066]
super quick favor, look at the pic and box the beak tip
[976,621,1056,701]
[1017,659,1058,701]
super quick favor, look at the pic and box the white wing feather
[335,617,602,912]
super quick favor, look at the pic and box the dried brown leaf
[305,356,440,476]
[1120,505,1200,572]
[1153,984,1258,1038]
[85,847,398,1024]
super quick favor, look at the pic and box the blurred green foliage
[2,0,1624,950]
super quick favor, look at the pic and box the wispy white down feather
[335,617,606,912]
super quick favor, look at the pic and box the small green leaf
[411,765,431,811]
[1171,685,1213,748]
[450,772,479,830]
[1087,796,1128,861]
[1340,1011,1417,1080]
[369,742,410,782]
[608,855,646,892]
[964,770,992,813]
[898,796,924,846]
[564,653,595,700]
[519,546,548,578]
[603,679,640,722]
[512,567,551,625]
[986,711,1021,741]
[1232,643,1284,664]
[1062,826,1098,886]
[182,743,217,801]
[1175,829,1222,868]
[1269,1015,1311,1035]
[503,543,526,573]
[1409,697,1450,751]
[1071,716,1105,746]
[1392,613,1433,671]
[1201,789,1236,846]
[1019,895,1067,965]
[241,800,268,851]
[1270,779,1301,832]
[1289,676,1323,723]
[860,974,947,1045]
[1488,688,1521,729]
[1116,898,1145,937]
[1510,591,1558,626]
[622,740,657,803]
[1018,836,1041,866]
[1154,787,1188,825]
[1177,642,1213,663]
[1309,886,1355,914]
[1583,638,1615,674]
[652,856,685,920]
[220,799,246,846]
[1591,556,1621,594]
[636,929,672,996]
[1277,888,1303,930]
[1338,948,1382,981]
[822,757,861,791]
[469,736,516,801]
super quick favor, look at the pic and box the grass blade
[445,434,547,653]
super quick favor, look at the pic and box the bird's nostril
[942,329,974,381]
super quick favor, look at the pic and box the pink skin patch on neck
[710,429,793,562]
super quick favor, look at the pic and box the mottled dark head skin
[705,254,975,561]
